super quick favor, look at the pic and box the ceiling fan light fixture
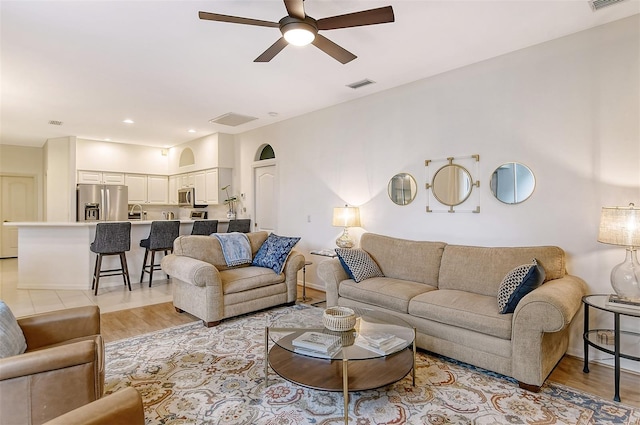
[282,22,316,46]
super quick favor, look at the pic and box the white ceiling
[1,0,638,148]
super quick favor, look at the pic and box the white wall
[43,137,76,222]
[235,16,640,367]
[167,133,234,175]
[76,139,169,175]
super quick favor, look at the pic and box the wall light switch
[307,215,311,223]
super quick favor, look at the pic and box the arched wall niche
[179,147,195,167]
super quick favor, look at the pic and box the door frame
[252,159,278,233]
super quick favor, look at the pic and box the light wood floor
[101,287,640,408]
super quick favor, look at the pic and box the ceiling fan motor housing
[279,16,318,45]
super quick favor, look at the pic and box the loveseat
[317,233,587,390]
[161,231,305,327]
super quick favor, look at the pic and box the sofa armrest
[283,250,306,302]
[18,305,100,350]
[513,274,587,334]
[43,388,144,425]
[317,258,349,306]
[161,254,222,288]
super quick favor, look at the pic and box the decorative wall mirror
[490,162,535,204]
[388,173,417,205]
[426,155,480,213]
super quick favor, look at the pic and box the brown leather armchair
[0,305,104,425]
[43,387,145,425]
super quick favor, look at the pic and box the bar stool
[139,220,180,287]
[191,220,219,235]
[227,219,251,233]
[90,222,131,296]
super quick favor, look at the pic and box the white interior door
[254,163,277,233]
[1,176,36,258]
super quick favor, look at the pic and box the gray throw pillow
[0,301,27,358]
[335,248,384,283]
[497,259,546,314]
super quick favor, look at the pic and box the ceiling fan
[198,0,394,64]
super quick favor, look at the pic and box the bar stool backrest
[191,220,219,235]
[227,219,251,233]
[148,220,180,250]
[91,222,131,254]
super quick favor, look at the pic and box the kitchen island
[4,220,229,291]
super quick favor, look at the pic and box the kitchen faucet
[129,204,143,215]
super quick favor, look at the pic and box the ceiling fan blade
[312,34,356,64]
[254,37,289,62]
[199,11,279,28]
[283,0,305,20]
[316,6,394,30]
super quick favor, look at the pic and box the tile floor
[0,258,172,317]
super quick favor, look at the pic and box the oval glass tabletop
[267,307,415,361]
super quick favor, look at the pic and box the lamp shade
[332,206,361,228]
[598,204,640,247]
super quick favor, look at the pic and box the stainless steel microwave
[178,188,195,207]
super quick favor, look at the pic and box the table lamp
[597,203,640,301]
[332,205,361,248]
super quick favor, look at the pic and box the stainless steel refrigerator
[77,184,129,221]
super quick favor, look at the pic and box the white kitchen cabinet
[193,171,206,204]
[178,173,195,188]
[168,175,178,205]
[78,170,125,185]
[147,175,168,204]
[125,174,147,204]
[205,168,232,205]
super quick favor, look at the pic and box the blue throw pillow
[252,233,301,274]
[335,248,384,283]
[0,301,27,358]
[497,259,546,314]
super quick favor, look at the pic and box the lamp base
[335,228,354,249]
[611,248,640,301]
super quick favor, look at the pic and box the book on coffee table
[294,345,342,359]
[354,335,407,355]
[292,332,341,353]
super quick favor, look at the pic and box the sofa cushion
[339,277,436,313]
[336,248,384,283]
[409,290,513,340]
[360,233,446,285]
[497,259,546,314]
[438,245,565,297]
[0,301,27,358]
[252,233,301,274]
[220,267,285,294]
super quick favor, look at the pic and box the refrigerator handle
[100,188,105,221]
[105,188,110,220]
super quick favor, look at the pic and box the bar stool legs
[92,252,132,296]
[140,248,171,287]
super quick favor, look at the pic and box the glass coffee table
[265,307,416,424]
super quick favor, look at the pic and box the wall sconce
[598,203,640,301]
[332,205,361,248]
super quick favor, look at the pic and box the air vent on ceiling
[347,79,376,90]
[48,120,63,126]
[589,0,627,11]
[209,112,258,127]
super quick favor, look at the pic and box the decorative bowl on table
[323,307,356,332]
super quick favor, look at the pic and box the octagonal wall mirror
[388,173,417,205]
[490,162,536,204]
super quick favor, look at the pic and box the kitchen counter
[4,219,232,291]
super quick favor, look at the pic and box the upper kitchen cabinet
[167,133,234,175]
[125,174,168,205]
[78,170,125,185]
[205,168,232,204]
[168,175,178,205]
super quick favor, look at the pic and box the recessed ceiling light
[268,112,279,117]
[104,138,111,142]
[188,129,196,133]
[123,119,134,124]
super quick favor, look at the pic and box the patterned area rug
[105,304,639,424]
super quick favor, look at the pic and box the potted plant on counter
[221,185,237,219]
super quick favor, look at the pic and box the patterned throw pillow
[0,301,27,359]
[335,248,384,283]
[497,259,546,314]
[252,233,301,274]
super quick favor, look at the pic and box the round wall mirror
[432,164,473,206]
[490,162,535,204]
[388,173,417,205]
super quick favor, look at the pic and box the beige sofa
[317,233,587,390]
[161,232,305,327]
